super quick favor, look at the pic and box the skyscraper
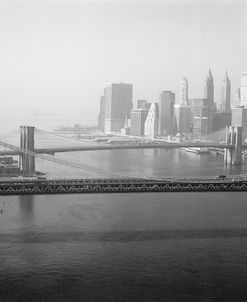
[240,72,247,107]
[98,95,105,133]
[158,91,175,136]
[204,69,215,133]
[130,109,149,136]
[174,104,191,135]
[234,88,241,107]
[180,77,189,105]
[204,69,215,112]
[104,83,133,133]
[191,98,208,139]
[144,103,159,139]
[219,71,231,113]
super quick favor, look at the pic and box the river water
[1,149,247,301]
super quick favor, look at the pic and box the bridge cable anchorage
[0,140,148,179]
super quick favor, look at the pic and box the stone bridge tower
[224,126,242,165]
[20,126,35,175]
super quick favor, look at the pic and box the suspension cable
[0,140,144,179]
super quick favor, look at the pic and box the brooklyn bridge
[0,125,246,195]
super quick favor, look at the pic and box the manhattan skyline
[0,0,246,129]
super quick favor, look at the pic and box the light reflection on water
[36,148,244,179]
[0,149,247,301]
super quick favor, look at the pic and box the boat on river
[181,147,210,154]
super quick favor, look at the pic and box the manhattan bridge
[0,125,246,195]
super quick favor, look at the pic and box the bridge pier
[224,126,242,165]
[20,126,35,175]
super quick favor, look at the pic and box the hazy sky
[0,0,246,129]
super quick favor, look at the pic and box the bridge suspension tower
[19,126,35,175]
[224,126,242,165]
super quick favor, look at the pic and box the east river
[1,149,247,301]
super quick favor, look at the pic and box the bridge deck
[0,142,235,156]
[0,177,247,195]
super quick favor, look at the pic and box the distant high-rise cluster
[97,71,247,142]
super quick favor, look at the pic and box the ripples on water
[1,150,247,301]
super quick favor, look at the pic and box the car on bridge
[215,175,227,179]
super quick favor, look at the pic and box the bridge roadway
[0,142,237,156]
[0,176,247,195]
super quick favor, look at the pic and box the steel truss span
[0,178,247,195]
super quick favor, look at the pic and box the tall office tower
[130,109,149,136]
[204,69,214,110]
[191,98,208,139]
[104,83,133,133]
[240,72,247,107]
[144,103,159,139]
[231,107,247,142]
[219,71,231,113]
[204,69,215,133]
[158,91,175,136]
[174,104,191,135]
[98,95,105,132]
[180,77,189,105]
[234,88,241,107]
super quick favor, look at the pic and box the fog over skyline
[0,0,246,130]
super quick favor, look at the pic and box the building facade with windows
[144,103,159,139]
[191,98,209,139]
[130,109,149,137]
[219,71,231,113]
[104,83,133,133]
[158,91,175,136]
[240,72,247,107]
[174,104,191,135]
